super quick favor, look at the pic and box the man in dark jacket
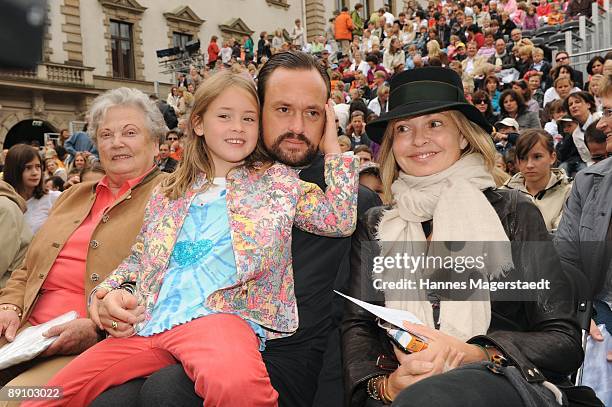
[156,142,178,173]
[555,78,612,360]
[488,38,515,71]
[566,0,592,19]
[150,94,178,130]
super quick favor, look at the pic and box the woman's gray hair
[88,87,168,145]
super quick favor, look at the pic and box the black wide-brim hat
[366,67,493,144]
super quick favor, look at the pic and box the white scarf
[376,154,512,341]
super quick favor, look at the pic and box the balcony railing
[0,62,94,86]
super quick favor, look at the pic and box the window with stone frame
[383,0,395,15]
[173,32,193,49]
[335,0,349,10]
[110,20,135,79]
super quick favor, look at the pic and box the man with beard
[89,51,380,407]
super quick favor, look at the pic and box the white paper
[0,311,78,369]
[334,291,424,328]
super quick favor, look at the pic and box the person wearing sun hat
[342,67,593,407]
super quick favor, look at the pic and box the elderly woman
[0,87,165,397]
[342,68,591,406]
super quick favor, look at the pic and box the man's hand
[319,100,342,155]
[589,319,612,363]
[0,304,21,342]
[41,318,99,356]
[94,289,144,338]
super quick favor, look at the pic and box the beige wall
[48,0,69,65]
[81,0,108,77]
[77,1,312,85]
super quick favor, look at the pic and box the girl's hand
[401,322,488,366]
[319,100,342,155]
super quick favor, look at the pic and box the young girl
[503,129,572,231]
[3,144,61,233]
[33,71,359,406]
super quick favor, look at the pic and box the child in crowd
[544,99,568,145]
[528,47,551,88]
[358,161,384,203]
[523,5,540,30]
[548,2,564,25]
[33,71,358,407]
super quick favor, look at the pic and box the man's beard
[268,132,319,167]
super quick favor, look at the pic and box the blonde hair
[378,110,501,203]
[338,135,351,148]
[519,45,534,58]
[601,73,612,98]
[161,70,269,200]
[427,40,441,58]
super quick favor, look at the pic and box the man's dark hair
[341,6,349,12]
[349,99,368,118]
[55,145,67,161]
[585,120,606,145]
[256,51,330,109]
[354,145,372,155]
[47,175,64,192]
[586,55,605,75]
[365,54,379,65]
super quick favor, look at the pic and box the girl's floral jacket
[96,153,359,339]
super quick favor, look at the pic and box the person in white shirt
[350,51,370,77]
[565,91,602,166]
[3,144,60,234]
[361,29,374,53]
[291,19,305,49]
[368,85,390,116]
[382,8,395,25]
[383,38,405,74]
[219,41,233,65]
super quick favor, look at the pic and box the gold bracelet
[1,304,22,318]
[378,375,394,404]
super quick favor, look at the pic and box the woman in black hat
[342,67,593,407]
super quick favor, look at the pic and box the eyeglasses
[602,107,612,119]
[167,137,178,141]
[473,99,487,105]
[555,56,569,63]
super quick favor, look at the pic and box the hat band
[389,81,464,111]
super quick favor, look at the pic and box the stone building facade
[0,0,408,148]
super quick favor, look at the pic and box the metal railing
[559,0,611,78]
